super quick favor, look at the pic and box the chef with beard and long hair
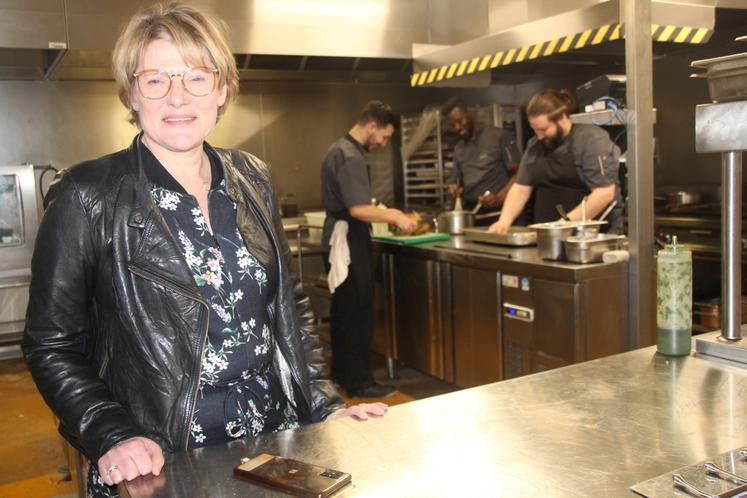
[489,89,623,234]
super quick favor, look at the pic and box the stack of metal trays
[462,227,537,246]
[564,233,626,263]
[691,51,747,102]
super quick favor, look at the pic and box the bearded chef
[489,89,623,234]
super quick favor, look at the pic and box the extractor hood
[0,0,68,79]
[410,0,747,87]
[0,0,432,82]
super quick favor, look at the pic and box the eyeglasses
[132,67,219,100]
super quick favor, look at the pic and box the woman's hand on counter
[327,403,389,421]
[97,436,165,486]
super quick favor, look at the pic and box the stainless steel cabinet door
[452,265,502,388]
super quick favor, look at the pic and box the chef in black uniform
[441,97,520,214]
[489,89,623,234]
[321,101,416,398]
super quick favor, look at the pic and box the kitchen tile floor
[0,345,457,497]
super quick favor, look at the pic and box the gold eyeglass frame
[132,66,220,100]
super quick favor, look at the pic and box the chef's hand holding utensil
[598,200,617,222]
[581,196,588,222]
[477,190,500,209]
[388,210,418,234]
[447,183,463,198]
[472,190,491,214]
[556,204,571,221]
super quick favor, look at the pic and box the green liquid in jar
[656,246,692,356]
[657,328,692,356]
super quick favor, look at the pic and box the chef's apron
[532,139,590,224]
[324,209,375,391]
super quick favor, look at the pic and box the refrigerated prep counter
[372,235,629,388]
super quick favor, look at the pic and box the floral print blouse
[145,145,300,448]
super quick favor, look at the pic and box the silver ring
[105,464,119,475]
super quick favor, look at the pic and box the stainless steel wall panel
[0,78,516,211]
[255,81,364,210]
[0,81,135,168]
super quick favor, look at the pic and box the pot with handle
[437,210,475,235]
[667,191,702,207]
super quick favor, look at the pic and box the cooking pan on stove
[667,191,702,206]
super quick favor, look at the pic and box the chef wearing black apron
[320,101,416,399]
[490,89,623,234]
[441,98,521,216]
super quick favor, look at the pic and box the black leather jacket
[23,136,344,462]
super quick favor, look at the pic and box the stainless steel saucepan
[667,190,702,206]
[436,209,502,235]
[436,210,474,235]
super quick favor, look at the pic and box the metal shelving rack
[401,113,453,212]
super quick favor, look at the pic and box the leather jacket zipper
[98,351,109,378]
[127,264,210,450]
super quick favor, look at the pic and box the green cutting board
[372,232,450,245]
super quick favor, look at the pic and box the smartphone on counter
[233,453,352,498]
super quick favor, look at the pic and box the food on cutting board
[392,213,431,236]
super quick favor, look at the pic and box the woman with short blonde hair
[24,3,387,497]
[111,2,239,125]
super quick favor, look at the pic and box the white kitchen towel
[327,220,350,293]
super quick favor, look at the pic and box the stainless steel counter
[373,235,627,283]
[124,333,747,498]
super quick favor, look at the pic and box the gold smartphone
[233,453,351,498]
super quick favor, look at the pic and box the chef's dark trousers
[325,222,374,393]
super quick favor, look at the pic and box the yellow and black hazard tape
[411,23,714,87]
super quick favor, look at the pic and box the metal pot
[530,222,578,260]
[564,233,626,263]
[667,191,702,206]
[437,210,475,235]
[529,221,607,260]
